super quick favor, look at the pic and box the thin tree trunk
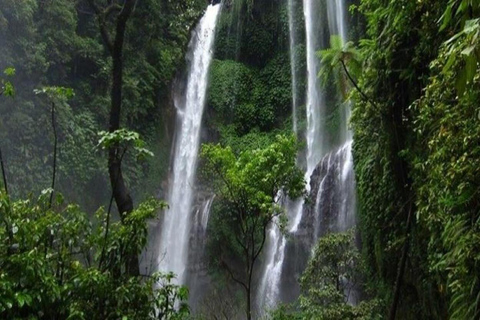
[246,286,252,320]
[99,148,127,270]
[49,102,57,208]
[0,147,8,195]
[389,202,413,320]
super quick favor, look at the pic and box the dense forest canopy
[1,0,480,319]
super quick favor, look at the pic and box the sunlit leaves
[97,129,154,161]
[34,86,75,100]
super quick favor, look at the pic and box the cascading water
[256,0,302,309]
[257,0,356,312]
[303,0,327,187]
[156,4,221,285]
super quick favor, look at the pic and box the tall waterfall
[257,0,355,311]
[156,4,221,285]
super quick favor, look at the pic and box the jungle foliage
[0,0,204,208]
[0,191,190,320]
[2,0,480,318]
[0,0,204,319]
[334,0,480,318]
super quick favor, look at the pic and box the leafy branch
[318,35,377,108]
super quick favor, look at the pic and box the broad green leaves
[442,18,480,95]
[440,0,480,31]
[97,129,154,161]
[317,35,362,101]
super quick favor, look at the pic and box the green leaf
[461,45,476,56]
[464,19,480,34]
[439,4,452,31]
[465,55,476,84]
[16,294,25,307]
[3,81,15,97]
[455,65,467,96]
[3,67,15,77]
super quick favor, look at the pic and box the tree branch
[253,217,270,262]
[222,258,248,292]
[104,3,122,18]
[340,59,378,108]
[85,0,114,53]
[212,162,247,235]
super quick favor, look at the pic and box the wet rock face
[185,192,215,311]
[276,143,356,303]
[300,143,356,245]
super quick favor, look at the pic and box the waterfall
[156,4,221,285]
[257,0,355,312]
[303,0,326,188]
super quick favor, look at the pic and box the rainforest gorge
[0,0,479,319]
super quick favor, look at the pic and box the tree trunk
[0,147,8,195]
[49,102,57,208]
[389,203,413,320]
[88,0,139,276]
[246,286,252,320]
[109,0,138,276]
